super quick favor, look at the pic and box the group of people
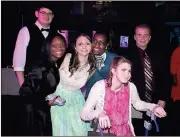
[12,4,179,136]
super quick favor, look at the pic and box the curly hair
[106,56,132,87]
[69,33,96,76]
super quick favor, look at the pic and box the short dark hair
[135,24,151,34]
[93,30,110,44]
[35,3,55,13]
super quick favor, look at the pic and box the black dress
[19,62,60,136]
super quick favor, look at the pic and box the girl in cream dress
[51,34,96,136]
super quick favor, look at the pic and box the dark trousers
[169,100,180,136]
[132,119,145,136]
[132,117,168,136]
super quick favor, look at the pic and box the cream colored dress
[51,53,90,136]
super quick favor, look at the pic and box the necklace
[78,62,88,72]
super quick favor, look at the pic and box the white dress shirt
[13,21,50,71]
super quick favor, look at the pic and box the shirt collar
[95,52,107,61]
[35,21,50,30]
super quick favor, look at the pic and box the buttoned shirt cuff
[13,67,24,71]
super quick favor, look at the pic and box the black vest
[25,24,56,74]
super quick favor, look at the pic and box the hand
[158,100,166,108]
[152,105,167,118]
[48,96,59,106]
[98,112,111,129]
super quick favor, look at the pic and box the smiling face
[112,62,131,84]
[35,7,54,28]
[134,27,151,50]
[92,34,107,56]
[51,36,66,62]
[75,36,92,57]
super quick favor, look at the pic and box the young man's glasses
[39,11,54,17]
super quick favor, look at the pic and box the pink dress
[103,80,133,136]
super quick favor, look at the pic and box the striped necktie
[144,52,153,102]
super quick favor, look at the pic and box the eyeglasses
[39,11,54,17]
[92,39,106,46]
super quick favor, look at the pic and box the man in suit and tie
[13,4,57,87]
[128,24,170,136]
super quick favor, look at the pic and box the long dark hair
[107,56,132,87]
[69,33,96,76]
[40,33,67,68]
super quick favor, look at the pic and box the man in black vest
[13,4,57,87]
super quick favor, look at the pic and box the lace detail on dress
[57,53,90,92]
[95,81,105,112]
[103,80,133,136]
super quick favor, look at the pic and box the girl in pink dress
[80,56,167,136]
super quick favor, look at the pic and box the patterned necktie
[144,52,153,102]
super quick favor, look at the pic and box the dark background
[2,1,180,67]
[1,1,180,136]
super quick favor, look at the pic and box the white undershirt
[13,21,50,71]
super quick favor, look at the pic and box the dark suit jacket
[127,44,171,103]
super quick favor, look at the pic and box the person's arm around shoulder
[80,80,104,121]
[13,27,30,87]
[130,82,166,118]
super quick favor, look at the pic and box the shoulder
[18,26,29,34]
[27,66,44,80]
[91,80,106,95]
[64,53,72,61]
[105,51,117,63]
[91,80,105,91]
[171,46,180,61]
[106,51,117,57]
[94,79,105,86]
[128,82,137,91]
[94,80,106,91]
[60,53,72,69]
[65,53,72,58]
[173,46,180,55]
